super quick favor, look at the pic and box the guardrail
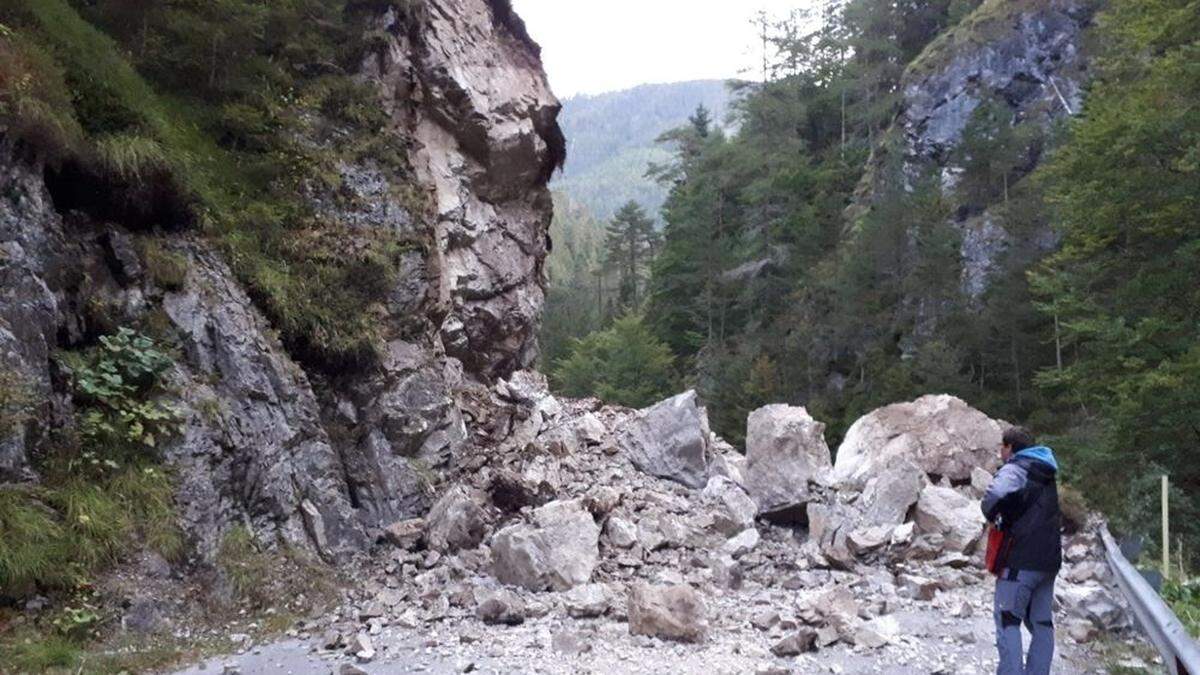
[1101,524,1200,675]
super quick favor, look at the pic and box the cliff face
[853,0,1097,297]
[0,0,562,561]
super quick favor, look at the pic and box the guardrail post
[1165,475,1171,581]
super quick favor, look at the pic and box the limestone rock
[617,390,715,489]
[425,488,488,553]
[744,405,832,519]
[770,628,818,656]
[913,485,986,554]
[700,476,757,536]
[627,583,708,643]
[383,518,425,550]
[492,499,600,591]
[604,516,638,549]
[475,588,526,626]
[563,583,609,618]
[833,395,1003,488]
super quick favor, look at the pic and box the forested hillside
[552,80,731,221]
[548,0,1200,549]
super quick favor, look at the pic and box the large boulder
[833,395,1003,488]
[627,583,708,643]
[492,499,600,591]
[744,405,832,520]
[425,487,488,553]
[617,391,715,489]
[913,485,986,554]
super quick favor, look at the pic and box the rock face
[627,583,708,644]
[491,499,600,591]
[852,0,1096,299]
[0,0,563,563]
[366,0,565,378]
[743,404,832,519]
[617,390,716,489]
[833,395,1003,488]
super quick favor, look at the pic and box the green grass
[136,237,190,291]
[0,464,183,598]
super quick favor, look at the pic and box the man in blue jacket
[981,426,1062,675]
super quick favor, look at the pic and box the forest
[543,0,1200,552]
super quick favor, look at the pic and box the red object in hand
[985,525,1010,576]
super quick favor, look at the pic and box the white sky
[511,0,813,98]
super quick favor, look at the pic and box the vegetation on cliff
[0,0,421,373]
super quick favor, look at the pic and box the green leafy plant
[60,328,180,451]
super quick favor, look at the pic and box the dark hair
[1002,426,1036,452]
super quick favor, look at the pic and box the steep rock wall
[851,0,1097,297]
[0,0,562,563]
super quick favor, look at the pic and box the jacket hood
[1014,445,1058,472]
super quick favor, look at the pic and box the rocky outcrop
[364,0,564,379]
[852,0,1097,298]
[0,0,563,565]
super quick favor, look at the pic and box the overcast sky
[511,0,812,98]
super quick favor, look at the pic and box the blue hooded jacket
[981,445,1063,573]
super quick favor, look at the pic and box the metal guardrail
[1101,524,1200,675]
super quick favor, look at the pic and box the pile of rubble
[280,378,1136,670]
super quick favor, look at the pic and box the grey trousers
[994,569,1056,675]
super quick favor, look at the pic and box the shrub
[59,328,180,451]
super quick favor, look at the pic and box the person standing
[981,426,1063,675]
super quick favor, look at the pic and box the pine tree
[603,201,658,310]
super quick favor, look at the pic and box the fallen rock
[425,488,488,553]
[382,518,425,550]
[833,395,1003,488]
[1057,584,1127,630]
[913,485,986,553]
[563,583,609,618]
[492,499,600,591]
[744,405,832,520]
[701,476,757,536]
[473,590,524,626]
[617,391,715,489]
[897,573,941,601]
[604,516,638,549]
[722,528,760,558]
[627,583,708,643]
[770,628,818,656]
[859,457,926,526]
[970,467,994,497]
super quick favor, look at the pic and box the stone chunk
[701,476,757,536]
[617,391,715,489]
[627,583,708,643]
[770,628,818,656]
[833,395,1003,488]
[492,499,600,591]
[744,405,832,520]
[382,518,425,550]
[913,485,986,553]
[475,588,526,625]
[425,488,487,553]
